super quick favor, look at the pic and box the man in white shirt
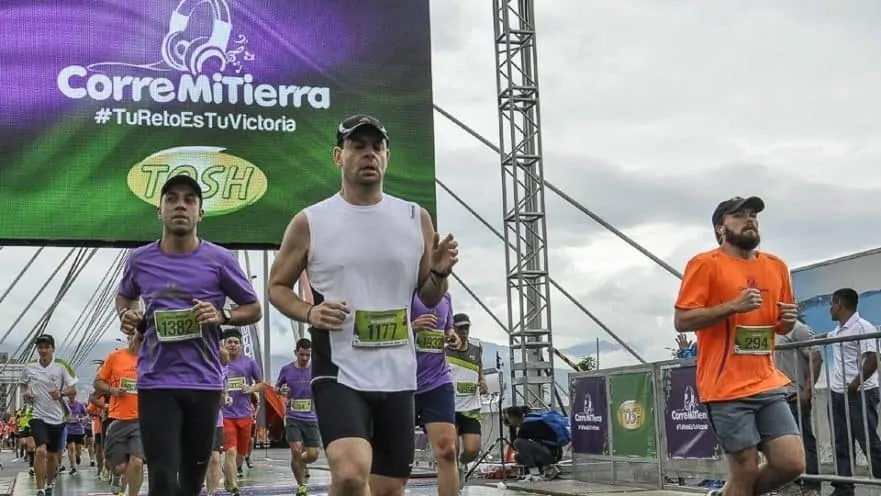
[19,334,78,496]
[827,288,881,496]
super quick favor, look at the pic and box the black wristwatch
[221,308,232,325]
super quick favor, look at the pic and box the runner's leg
[139,389,184,495]
[286,421,308,486]
[707,391,803,496]
[206,427,225,495]
[45,423,64,487]
[29,420,51,490]
[179,390,222,495]
[455,412,482,465]
[313,380,373,496]
[235,417,253,473]
[416,384,458,496]
[222,418,241,491]
[368,391,415,496]
[751,392,804,494]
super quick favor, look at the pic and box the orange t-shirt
[675,248,793,402]
[96,349,139,421]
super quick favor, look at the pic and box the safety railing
[569,331,881,492]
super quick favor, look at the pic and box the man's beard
[724,227,761,250]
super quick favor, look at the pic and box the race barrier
[569,331,881,490]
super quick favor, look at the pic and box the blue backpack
[523,410,572,447]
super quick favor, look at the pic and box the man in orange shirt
[674,196,805,496]
[94,333,144,496]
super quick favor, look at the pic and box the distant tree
[576,355,598,371]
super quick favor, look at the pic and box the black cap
[160,174,203,200]
[337,114,389,145]
[34,334,55,347]
[712,196,765,227]
[453,313,471,328]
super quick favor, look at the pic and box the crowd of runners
[8,112,872,496]
[13,114,497,496]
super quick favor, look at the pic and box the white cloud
[3,1,881,376]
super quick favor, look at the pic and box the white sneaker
[518,474,543,482]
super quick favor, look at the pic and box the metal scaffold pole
[493,0,556,410]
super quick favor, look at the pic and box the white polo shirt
[828,312,879,393]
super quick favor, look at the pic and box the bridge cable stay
[433,103,682,280]
[19,248,98,356]
[71,305,117,369]
[70,258,129,368]
[0,247,93,404]
[0,246,79,405]
[436,179,647,365]
[0,248,79,349]
[0,247,45,308]
[60,250,126,359]
[58,250,125,356]
[31,248,100,338]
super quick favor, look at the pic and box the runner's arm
[775,261,797,334]
[674,258,733,332]
[268,211,314,323]
[248,364,265,394]
[93,378,112,396]
[61,365,78,398]
[219,342,230,365]
[416,208,448,307]
[115,294,141,318]
[218,250,262,326]
[93,357,113,395]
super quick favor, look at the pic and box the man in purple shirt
[276,338,320,496]
[412,292,460,496]
[65,396,87,476]
[115,174,262,496]
[221,328,264,481]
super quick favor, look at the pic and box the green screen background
[0,0,436,249]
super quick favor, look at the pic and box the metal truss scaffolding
[493,0,556,410]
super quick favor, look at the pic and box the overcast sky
[2,0,881,369]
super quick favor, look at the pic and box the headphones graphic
[161,0,232,75]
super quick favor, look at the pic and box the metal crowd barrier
[569,331,881,491]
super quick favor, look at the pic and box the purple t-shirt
[412,292,453,393]
[117,241,259,391]
[67,401,86,435]
[218,365,227,428]
[222,354,262,419]
[275,362,316,422]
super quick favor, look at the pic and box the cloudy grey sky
[2,0,881,369]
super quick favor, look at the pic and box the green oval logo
[127,146,268,217]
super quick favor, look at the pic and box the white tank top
[305,193,423,392]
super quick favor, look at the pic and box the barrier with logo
[0,0,436,248]
[572,331,881,490]
[569,364,666,486]
[662,365,719,459]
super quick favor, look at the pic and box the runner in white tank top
[268,114,459,496]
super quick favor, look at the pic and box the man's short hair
[295,338,311,350]
[832,288,859,310]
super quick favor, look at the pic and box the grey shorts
[104,419,144,467]
[706,388,800,454]
[285,418,321,448]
